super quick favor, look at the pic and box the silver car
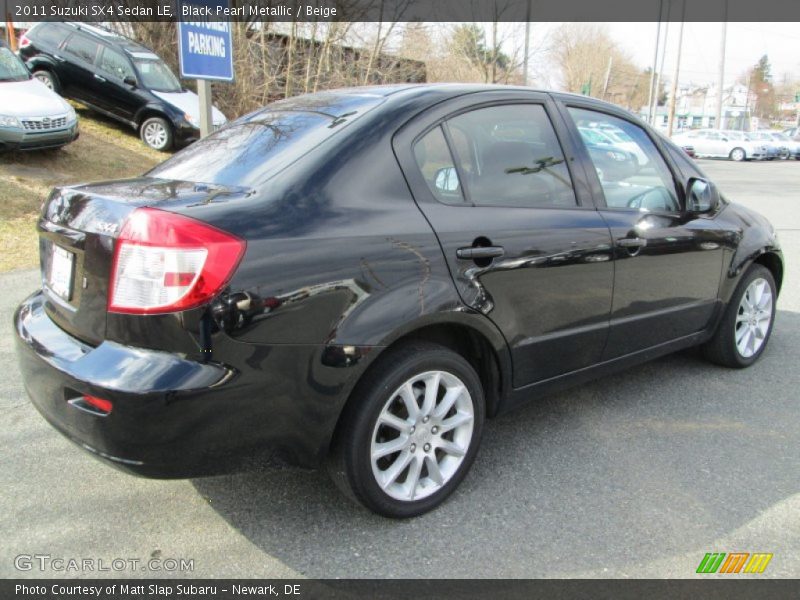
[0,42,78,151]
[672,128,767,161]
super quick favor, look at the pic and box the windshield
[148,93,384,188]
[133,58,181,92]
[0,47,30,82]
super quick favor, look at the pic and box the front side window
[98,47,134,81]
[133,58,181,92]
[64,35,100,64]
[446,104,577,208]
[569,107,680,213]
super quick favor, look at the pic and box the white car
[672,129,767,161]
[578,125,648,166]
[0,41,78,151]
[764,131,800,160]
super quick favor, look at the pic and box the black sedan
[14,85,783,518]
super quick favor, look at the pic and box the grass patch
[0,215,39,272]
[0,105,164,272]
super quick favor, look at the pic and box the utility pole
[715,6,728,129]
[647,0,664,124]
[652,19,671,128]
[522,0,531,86]
[602,56,613,100]
[666,0,686,137]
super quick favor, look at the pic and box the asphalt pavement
[1,159,798,578]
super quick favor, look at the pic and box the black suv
[18,22,226,150]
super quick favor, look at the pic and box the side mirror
[123,75,137,87]
[434,167,460,193]
[686,178,720,214]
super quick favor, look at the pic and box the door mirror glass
[686,178,720,213]
[123,75,137,87]
[434,167,460,193]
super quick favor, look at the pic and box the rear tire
[33,69,60,93]
[702,264,776,368]
[139,116,173,151]
[328,341,485,518]
[729,147,746,162]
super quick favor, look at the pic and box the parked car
[18,22,226,151]
[0,40,78,151]
[765,131,800,160]
[14,85,783,518]
[727,130,777,160]
[578,125,648,166]
[783,126,800,141]
[672,128,767,161]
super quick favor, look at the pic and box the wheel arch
[753,251,783,294]
[134,106,172,130]
[325,314,513,459]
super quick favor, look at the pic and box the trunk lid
[38,177,252,345]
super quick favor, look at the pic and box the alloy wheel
[34,72,54,89]
[735,277,773,358]
[370,370,474,502]
[143,121,168,150]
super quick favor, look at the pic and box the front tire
[139,116,173,151]
[729,147,746,162]
[703,264,776,368]
[328,342,485,518]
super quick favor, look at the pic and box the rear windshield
[148,93,384,188]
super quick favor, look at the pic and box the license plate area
[48,244,75,301]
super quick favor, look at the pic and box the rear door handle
[94,74,107,82]
[616,237,647,248]
[456,246,505,260]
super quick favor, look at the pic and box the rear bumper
[14,292,237,477]
[0,124,79,151]
[14,291,371,477]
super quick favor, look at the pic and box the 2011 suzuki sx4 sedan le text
[14,85,783,517]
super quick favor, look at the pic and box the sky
[605,22,800,88]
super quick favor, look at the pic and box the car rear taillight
[18,32,31,48]
[108,207,245,314]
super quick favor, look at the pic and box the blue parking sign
[177,0,234,82]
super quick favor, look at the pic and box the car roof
[59,22,154,56]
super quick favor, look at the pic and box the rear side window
[447,104,577,209]
[63,34,100,64]
[28,24,70,48]
[414,126,465,204]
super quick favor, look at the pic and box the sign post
[177,0,234,138]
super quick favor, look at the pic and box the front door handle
[616,237,647,249]
[53,54,65,62]
[456,246,505,260]
[94,74,107,83]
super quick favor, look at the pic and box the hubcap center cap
[413,424,433,446]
